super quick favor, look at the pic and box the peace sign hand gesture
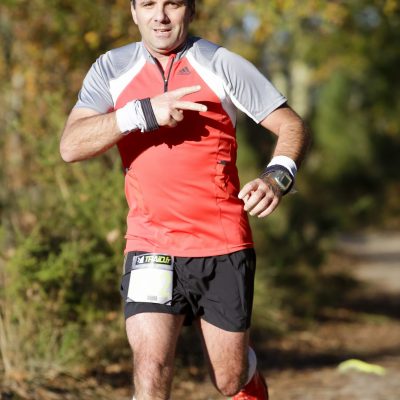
[151,85,207,128]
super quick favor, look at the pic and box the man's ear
[131,3,138,25]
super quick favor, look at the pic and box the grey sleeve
[74,53,114,114]
[212,48,287,123]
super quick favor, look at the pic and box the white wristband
[267,156,297,177]
[115,100,147,134]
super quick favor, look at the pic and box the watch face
[272,170,293,191]
[280,173,292,190]
[263,168,294,194]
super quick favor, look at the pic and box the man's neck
[143,39,190,69]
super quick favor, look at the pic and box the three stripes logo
[177,66,191,75]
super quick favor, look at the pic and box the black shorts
[120,248,256,332]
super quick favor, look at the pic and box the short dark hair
[131,0,195,13]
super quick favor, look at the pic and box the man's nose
[153,6,170,23]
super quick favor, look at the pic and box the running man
[60,0,310,399]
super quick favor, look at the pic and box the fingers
[170,109,184,123]
[238,181,258,200]
[170,85,202,99]
[257,198,280,218]
[250,194,280,218]
[174,100,207,112]
[169,85,207,113]
[151,85,207,127]
[239,178,282,218]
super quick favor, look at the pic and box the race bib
[127,253,174,305]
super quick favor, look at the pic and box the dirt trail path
[338,232,400,293]
[266,232,400,400]
[273,231,400,400]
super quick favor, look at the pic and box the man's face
[132,0,194,58]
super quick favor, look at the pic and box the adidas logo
[177,66,191,75]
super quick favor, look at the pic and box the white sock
[245,347,258,385]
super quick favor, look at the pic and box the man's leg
[126,312,185,400]
[197,318,250,397]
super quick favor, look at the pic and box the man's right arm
[60,85,207,163]
[60,107,123,163]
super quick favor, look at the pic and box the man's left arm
[238,104,310,218]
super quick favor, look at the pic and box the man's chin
[149,47,179,57]
[149,38,186,54]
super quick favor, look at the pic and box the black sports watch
[261,165,294,195]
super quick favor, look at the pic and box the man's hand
[151,85,207,127]
[238,177,282,218]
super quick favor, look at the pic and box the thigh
[197,318,249,385]
[126,312,185,364]
[127,313,185,399]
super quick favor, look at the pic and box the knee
[213,367,247,397]
[134,358,172,394]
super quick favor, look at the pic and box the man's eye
[166,2,181,8]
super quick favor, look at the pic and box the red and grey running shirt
[75,37,287,257]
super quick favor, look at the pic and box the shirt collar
[140,36,195,63]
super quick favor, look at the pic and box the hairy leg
[126,313,185,400]
[197,318,250,397]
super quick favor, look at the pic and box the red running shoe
[232,370,269,400]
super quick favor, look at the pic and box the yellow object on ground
[337,359,386,375]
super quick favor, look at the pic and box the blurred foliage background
[1,0,399,387]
